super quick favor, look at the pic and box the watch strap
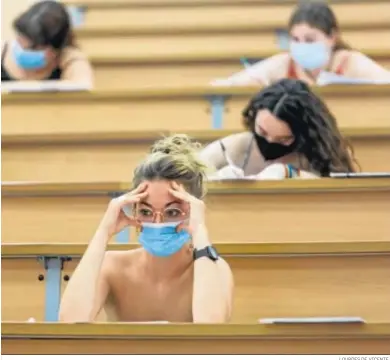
[193,246,219,261]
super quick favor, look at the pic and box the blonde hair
[132,134,209,198]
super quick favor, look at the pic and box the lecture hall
[1,0,390,356]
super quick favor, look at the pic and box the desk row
[3,322,390,354]
[2,242,390,323]
[3,86,390,136]
[3,128,390,182]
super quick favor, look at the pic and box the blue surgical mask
[138,221,191,257]
[290,41,330,71]
[12,40,47,70]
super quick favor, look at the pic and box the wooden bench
[3,86,390,136]
[3,242,390,323]
[67,0,390,57]
[2,128,390,182]
[77,28,390,60]
[89,50,390,89]
[64,0,387,7]
[2,179,390,244]
[73,1,390,31]
[3,322,390,354]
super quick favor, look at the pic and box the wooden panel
[1,142,148,182]
[93,62,243,89]
[3,254,390,323]
[2,0,31,41]
[1,196,109,244]
[91,57,390,90]
[1,259,46,322]
[3,86,390,136]
[2,188,390,243]
[79,3,390,29]
[64,255,390,322]
[2,133,390,182]
[3,337,389,355]
[65,0,386,6]
[78,29,390,58]
[224,91,390,130]
[3,321,390,355]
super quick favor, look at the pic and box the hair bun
[151,134,201,155]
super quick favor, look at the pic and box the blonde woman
[59,135,233,323]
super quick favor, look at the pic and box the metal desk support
[207,95,226,129]
[38,256,68,322]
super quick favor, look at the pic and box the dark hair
[242,79,358,176]
[288,1,350,51]
[13,0,76,50]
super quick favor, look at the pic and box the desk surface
[88,48,390,64]
[3,84,390,103]
[2,178,390,196]
[3,241,390,258]
[2,127,390,146]
[3,321,390,338]
[77,22,390,37]
[64,0,385,8]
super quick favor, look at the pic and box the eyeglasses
[134,205,188,223]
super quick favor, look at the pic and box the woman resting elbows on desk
[59,135,233,323]
[1,1,93,87]
[201,79,358,180]
[212,1,390,87]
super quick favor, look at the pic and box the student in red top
[211,1,390,86]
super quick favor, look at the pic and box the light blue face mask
[12,40,47,70]
[138,221,191,258]
[290,41,330,71]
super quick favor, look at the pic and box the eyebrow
[140,201,181,208]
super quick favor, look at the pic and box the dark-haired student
[1,0,93,86]
[201,79,358,179]
[211,1,390,86]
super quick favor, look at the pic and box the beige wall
[2,0,37,41]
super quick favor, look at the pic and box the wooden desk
[75,2,389,31]
[64,0,386,7]
[2,128,390,182]
[2,322,390,354]
[2,242,390,323]
[78,29,390,60]
[2,179,390,244]
[90,50,390,89]
[3,86,390,136]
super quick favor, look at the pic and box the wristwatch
[193,246,219,262]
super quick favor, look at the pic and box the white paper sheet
[317,71,390,86]
[258,316,365,324]
[1,81,92,93]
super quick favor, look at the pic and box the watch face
[208,247,218,260]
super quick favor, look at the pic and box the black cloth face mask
[254,132,297,161]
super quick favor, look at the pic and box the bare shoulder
[271,52,290,64]
[251,52,290,81]
[332,49,363,68]
[59,46,89,67]
[102,249,141,276]
[222,132,253,151]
